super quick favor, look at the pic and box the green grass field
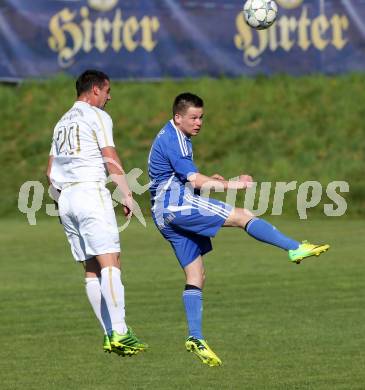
[1,217,364,389]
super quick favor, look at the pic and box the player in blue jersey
[148,93,330,367]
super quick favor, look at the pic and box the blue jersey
[148,120,198,211]
[148,120,232,267]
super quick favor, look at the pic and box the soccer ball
[243,0,278,30]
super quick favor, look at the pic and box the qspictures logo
[234,0,349,66]
[48,0,160,67]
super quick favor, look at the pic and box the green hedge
[2,73,364,218]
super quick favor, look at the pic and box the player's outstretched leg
[183,257,222,367]
[224,209,330,264]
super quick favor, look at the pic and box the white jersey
[50,101,115,190]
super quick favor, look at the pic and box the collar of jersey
[169,119,189,140]
[74,100,91,108]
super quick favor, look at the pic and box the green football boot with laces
[185,336,222,367]
[110,327,148,357]
[288,241,330,264]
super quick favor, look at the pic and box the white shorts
[58,182,121,261]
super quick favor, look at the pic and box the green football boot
[288,241,330,264]
[103,334,112,353]
[110,327,148,357]
[185,336,222,367]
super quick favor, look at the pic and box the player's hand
[238,174,253,189]
[123,206,132,218]
[122,193,134,218]
[211,173,225,181]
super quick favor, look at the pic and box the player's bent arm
[101,146,133,213]
[187,172,252,191]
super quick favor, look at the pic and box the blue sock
[245,218,299,251]
[183,288,203,339]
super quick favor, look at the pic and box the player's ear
[93,84,100,96]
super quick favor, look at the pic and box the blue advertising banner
[0,0,364,80]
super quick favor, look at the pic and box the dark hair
[76,69,110,97]
[173,93,204,116]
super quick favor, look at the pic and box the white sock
[100,266,128,335]
[85,277,112,335]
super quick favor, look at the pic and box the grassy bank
[1,74,364,217]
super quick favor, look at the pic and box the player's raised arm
[101,146,133,217]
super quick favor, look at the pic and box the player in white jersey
[46,70,147,356]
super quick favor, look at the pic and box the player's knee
[242,208,254,219]
[83,257,101,276]
[185,271,205,289]
[239,208,254,225]
[197,272,206,287]
[229,208,254,228]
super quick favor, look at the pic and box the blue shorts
[152,195,232,268]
